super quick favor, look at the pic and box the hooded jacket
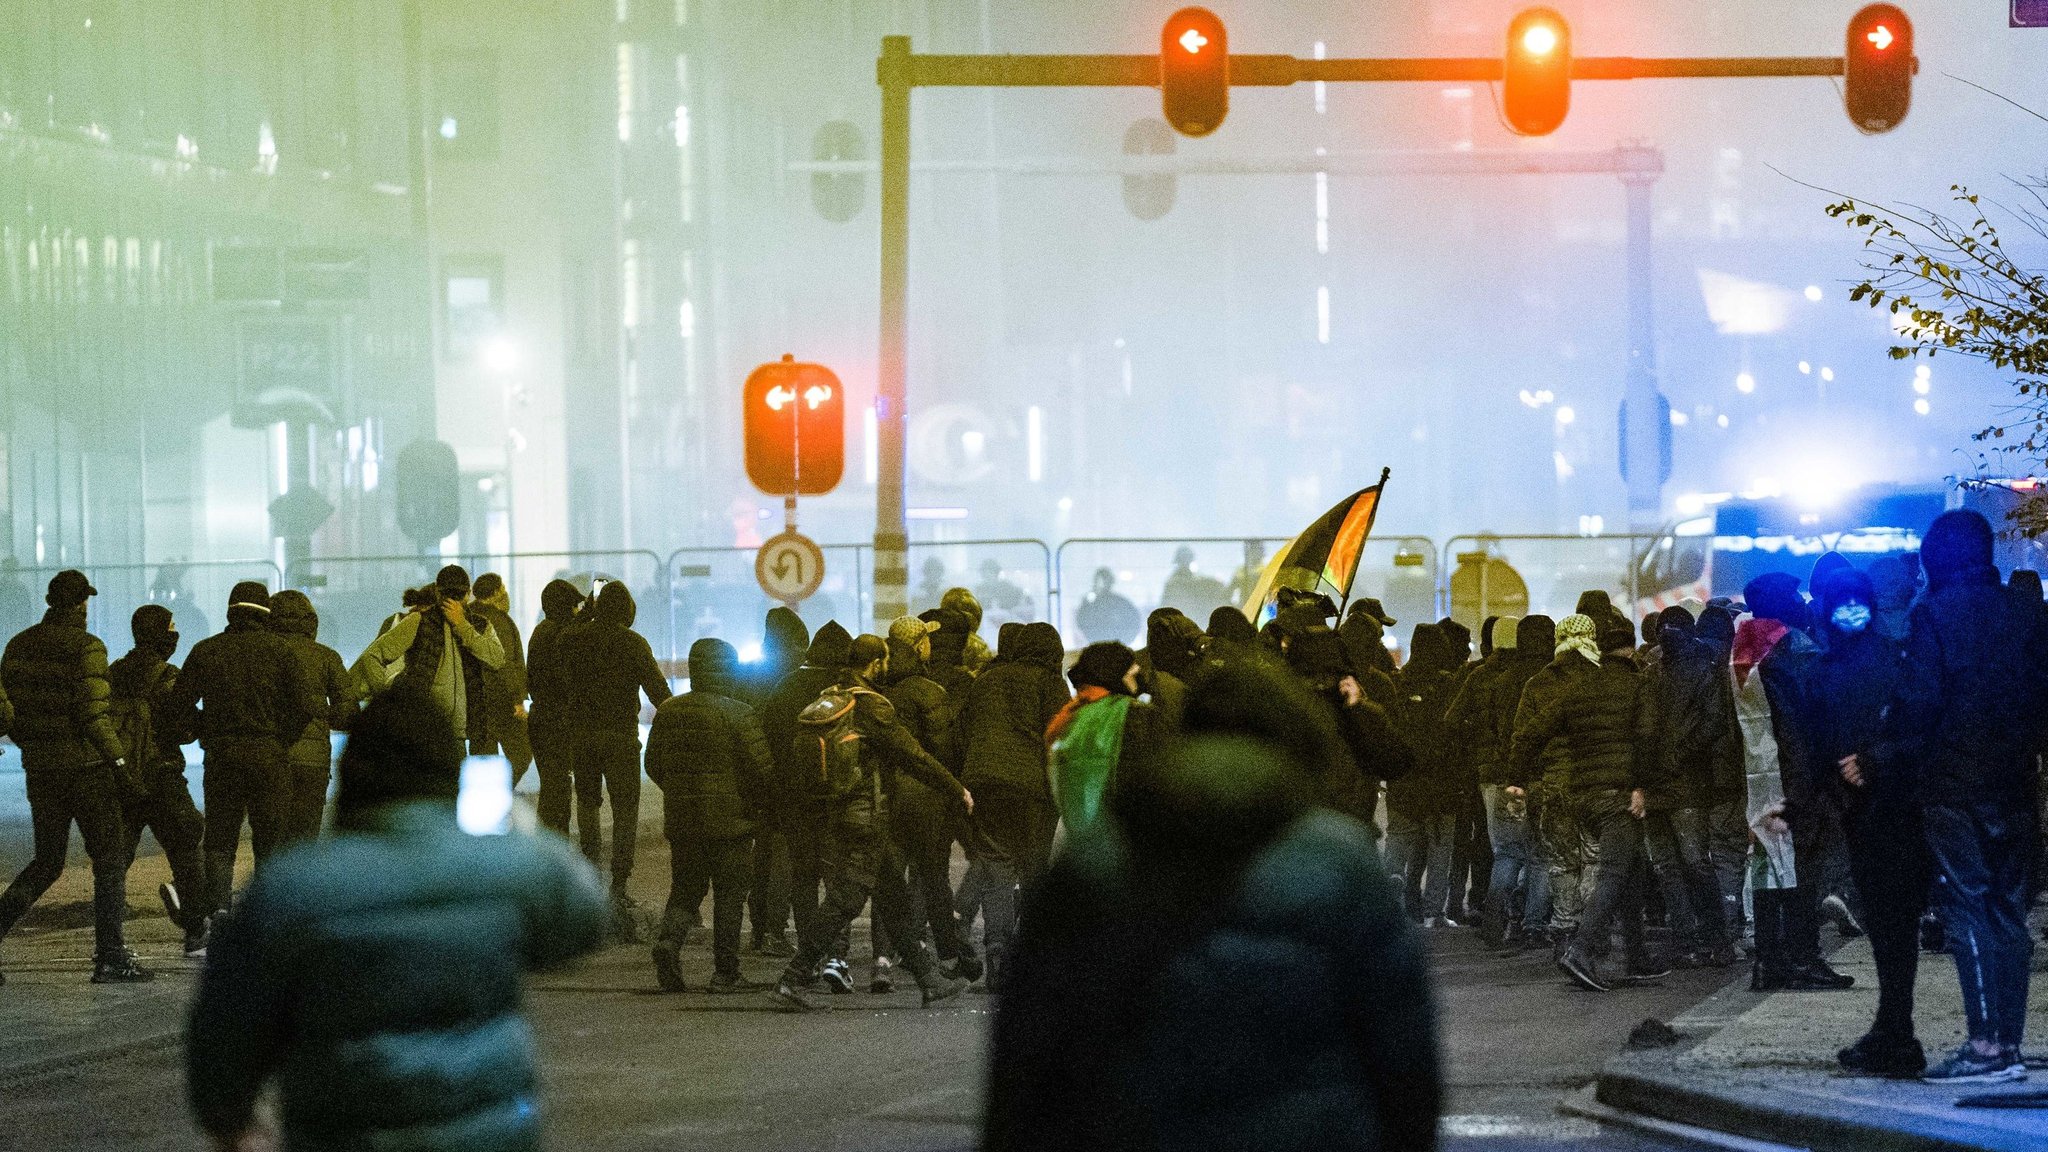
[961,622,1071,799]
[1808,572,1908,814]
[744,607,812,707]
[761,622,854,803]
[986,708,1440,1152]
[1444,618,1517,788]
[469,599,528,719]
[269,591,358,766]
[171,604,313,752]
[1882,516,2048,808]
[1,603,123,767]
[557,583,671,733]
[881,635,959,772]
[1638,625,1743,809]
[1385,624,1459,816]
[525,579,585,743]
[646,639,773,841]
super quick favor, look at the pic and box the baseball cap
[888,615,939,649]
[46,569,96,607]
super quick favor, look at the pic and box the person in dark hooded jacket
[1879,511,2048,1081]
[646,638,774,993]
[760,621,852,967]
[1139,608,1205,726]
[268,590,358,844]
[1281,629,1413,826]
[960,620,1070,987]
[985,661,1442,1152]
[108,605,210,957]
[1807,568,1926,1077]
[742,606,810,955]
[919,607,978,697]
[523,579,585,835]
[166,581,313,918]
[882,616,981,980]
[1385,623,1461,925]
[557,581,671,910]
[1636,606,1740,969]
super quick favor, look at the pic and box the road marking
[1440,1113,1603,1139]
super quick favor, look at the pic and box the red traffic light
[1845,4,1913,134]
[744,356,845,497]
[1503,7,1572,137]
[1161,8,1228,138]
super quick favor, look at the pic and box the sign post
[743,356,845,607]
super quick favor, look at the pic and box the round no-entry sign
[756,532,826,604]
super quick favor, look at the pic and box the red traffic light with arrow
[744,355,846,497]
[1161,7,1229,138]
[1845,4,1914,133]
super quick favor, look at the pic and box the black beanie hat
[228,580,272,612]
[1742,572,1805,626]
[1070,641,1137,693]
[131,604,177,655]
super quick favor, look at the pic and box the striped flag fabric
[1243,469,1391,625]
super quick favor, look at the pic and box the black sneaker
[651,941,686,993]
[920,975,969,1007]
[770,981,818,1013]
[91,948,155,984]
[869,957,896,994]
[1923,1045,2025,1084]
[1785,963,1856,991]
[182,921,209,959]
[947,953,986,984]
[1838,1033,1926,1079]
[1822,894,1865,938]
[819,959,853,995]
[1558,949,1610,992]
[1618,960,1673,986]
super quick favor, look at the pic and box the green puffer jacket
[1,605,122,766]
[186,802,607,1152]
[1509,652,1652,797]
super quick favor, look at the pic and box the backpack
[795,686,881,802]
[107,660,168,795]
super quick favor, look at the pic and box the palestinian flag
[1243,470,1391,625]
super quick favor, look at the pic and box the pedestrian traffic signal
[1160,8,1228,138]
[744,356,845,497]
[393,439,462,549]
[1845,4,1913,134]
[1503,8,1571,137]
[1122,118,1178,220]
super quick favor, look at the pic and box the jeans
[662,833,752,979]
[971,794,1053,973]
[1646,807,1729,950]
[0,759,129,954]
[1924,802,2036,1050]
[784,797,932,985]
[201,738,291,915]
[892,782,971,963]
[1481,785,1549,929]
[1385,808,1456,921]
[283,753,330,845]
[569,729,643,886]
[1570,790,1648,963]
[748,823,792,944]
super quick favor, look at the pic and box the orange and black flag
[1243,469,1391,626]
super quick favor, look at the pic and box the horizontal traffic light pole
[890,53,1889,90]
[793,145,1664,178]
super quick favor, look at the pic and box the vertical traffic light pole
[874,36,914,628]
[1622,171,1663,530]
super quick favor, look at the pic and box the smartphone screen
[458,754,514,837]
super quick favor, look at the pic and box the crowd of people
[0,506,2041,1148]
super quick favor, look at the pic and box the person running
[107,605,210,958]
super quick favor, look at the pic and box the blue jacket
[187,802,607,1151]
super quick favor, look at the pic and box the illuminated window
[443,256,503,359]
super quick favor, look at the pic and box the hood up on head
[1207,606,1258,646]
[1742,572,1806,627]
[763,606,811,670]
[1146,609,1205,681]
[591,581,637,628]
[805,621,854,669]
[540,579,585,623]
[1018,621,1066,673]
[1922,509,1998,593]
[1515,614,1555,659]
[269,589,320,640]
[1069,641,1138,694]
[130,604,179,661]
[688,637,742,697]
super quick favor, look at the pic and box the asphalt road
[2,914,1737,1152]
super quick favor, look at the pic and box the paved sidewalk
[1593,938,2048,1152]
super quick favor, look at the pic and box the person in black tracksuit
[167,581,311,918]
[108,605,210,956]
[469,573,532,793]
[524,579,586,836]
[1808,568,1925,1077]
[0,571,147,983]
[958,622,1069,988]
[267,591,357,844]
[557,581,670,908]
[1881,512,2048,1081]
[772,634,974,1012]
[647,638,774,993]
[760,622,854,970]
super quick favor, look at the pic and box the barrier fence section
[897,538,1055,638]
[307,551,666,666]
[667,544,869,665]
[1052,536,1438,647]
[1,560,284,646]
[1438,534,1657,633]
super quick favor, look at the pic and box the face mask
[1831,603,1872,634]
